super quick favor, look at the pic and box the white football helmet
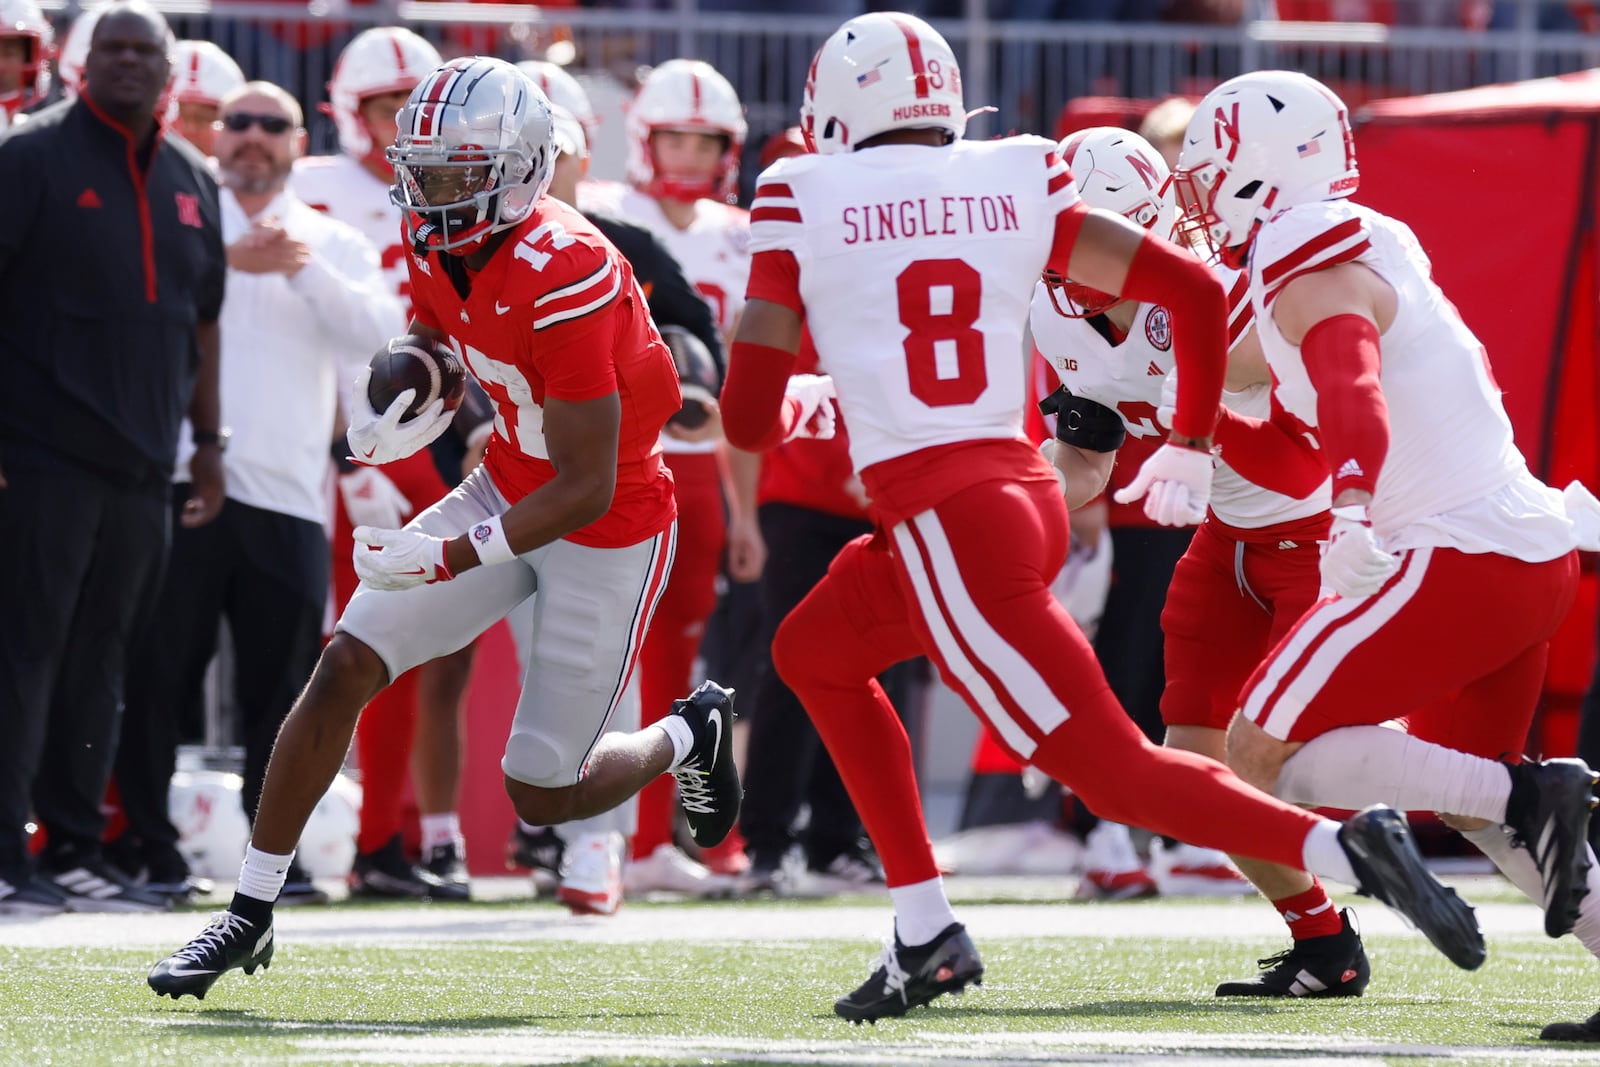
[625,58,745,203]
[168,40,244,106]
[1173,70,1359,268]
[808,12,965,156]
[326,26,442,160]
[0,0,50,117]
[1044,127,1175,318]
[389,56,556,253]
[516,60,594,137]
[167,770,251,881]
[55,6,97,99]
[295,773,362,880]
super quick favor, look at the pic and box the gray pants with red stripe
[336,465,674,789]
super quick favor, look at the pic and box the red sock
[355,668,420,855]
[1271,881,1344,940]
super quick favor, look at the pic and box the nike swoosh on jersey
[495,302,512,315]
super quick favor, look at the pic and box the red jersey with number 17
[747,137,1085,525]
[406,197,680,548]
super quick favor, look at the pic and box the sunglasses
[220,112,293,135]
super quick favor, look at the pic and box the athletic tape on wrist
[469,514,517,567]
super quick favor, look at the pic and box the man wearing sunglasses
[113,80,402,906]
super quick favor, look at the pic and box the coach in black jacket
[0,2,227,915]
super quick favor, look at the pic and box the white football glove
[345,366,456,467]
[1156,369,1179,432]
[1562,480,1600,552]
[1112,443,1213,526]
[352,525,454,591]
[338,467,413,529]
[1320,505,1399,598]
[783,374,839,442]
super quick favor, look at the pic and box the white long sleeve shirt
[175,188,405,524]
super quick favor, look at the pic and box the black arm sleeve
[588,210,725,375]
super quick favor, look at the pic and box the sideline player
[149,59,740,999]
[0,0,50,131]
[721,12,1486,1024]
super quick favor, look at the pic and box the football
[366,335,468,422]
[660,325,722,430]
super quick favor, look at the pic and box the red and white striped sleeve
[1223,266,1256,350]
[1044,147,1079,215]
[748,169,806,256]
[531,246,625,332]
[1255,203,1372,308]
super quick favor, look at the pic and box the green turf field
[3,879,1599,1066]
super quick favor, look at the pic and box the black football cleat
[1216,908,1370,998]
[1542,1008,1600,1042]
[1338,805,1485,971]
[422,841,472,902]
[149,912,274,1000]
[834,922,984,1024]
[505,824,565,876]
[1505,757,1598,938]
[669,681,742,849]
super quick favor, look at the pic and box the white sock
[1278,725,1512,821]
[655,717,694,769]
[236,845,295,903]
[889,876,958,946]
[420,813,461,852]
[1463,825,1600,960]
[1299,820,1358,888]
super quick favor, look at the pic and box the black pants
[1075,523,1193,834]
[0,445,170,871]
[738,502,917,866]
[117,492,328,853]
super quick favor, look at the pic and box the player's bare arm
[440,391,622,578]
[1057,444,1115,510]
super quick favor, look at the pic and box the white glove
[1563,480,1600,552]
[1112,443,1213,526]
[338,467,413,529]
[1320,505,1399,598]
[1038,438,1067,494]
[1156,369,1179,432]
[345,366,456,467]
[352,525,454,591]
[783,374,838,442]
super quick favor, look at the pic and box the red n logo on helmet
[1212,102,1241,162]
[1126,151,1161,191]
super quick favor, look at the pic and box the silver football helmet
[388,57,556,254]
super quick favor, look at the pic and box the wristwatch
[193,427,232,452]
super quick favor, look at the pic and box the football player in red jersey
[722,12,1484,1023]
[1168,70,1598,1032]
[149,58,742,1000]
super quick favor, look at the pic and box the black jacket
[0,96,226,483]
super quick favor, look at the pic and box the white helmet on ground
[389,56,556,253]
[0,0,51,116]
[327,26,442,160]
[1044,127,1174,318]
[1173,70,1359,268]
[167,770,251,882]
[808,12,965,155]
[168,40,244,106]
[625,58,745,203]
[295,773,362,880]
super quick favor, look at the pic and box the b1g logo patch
[1145,306,1172,351]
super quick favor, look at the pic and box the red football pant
[333,451,452,855]
[773,478,1326,888]
[633,451,725,857]
[1161,513,1326,730]
[1242,545,1579,753]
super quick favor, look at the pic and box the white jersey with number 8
[749,136,1077,472]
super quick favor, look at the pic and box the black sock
[228,892,274,928]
